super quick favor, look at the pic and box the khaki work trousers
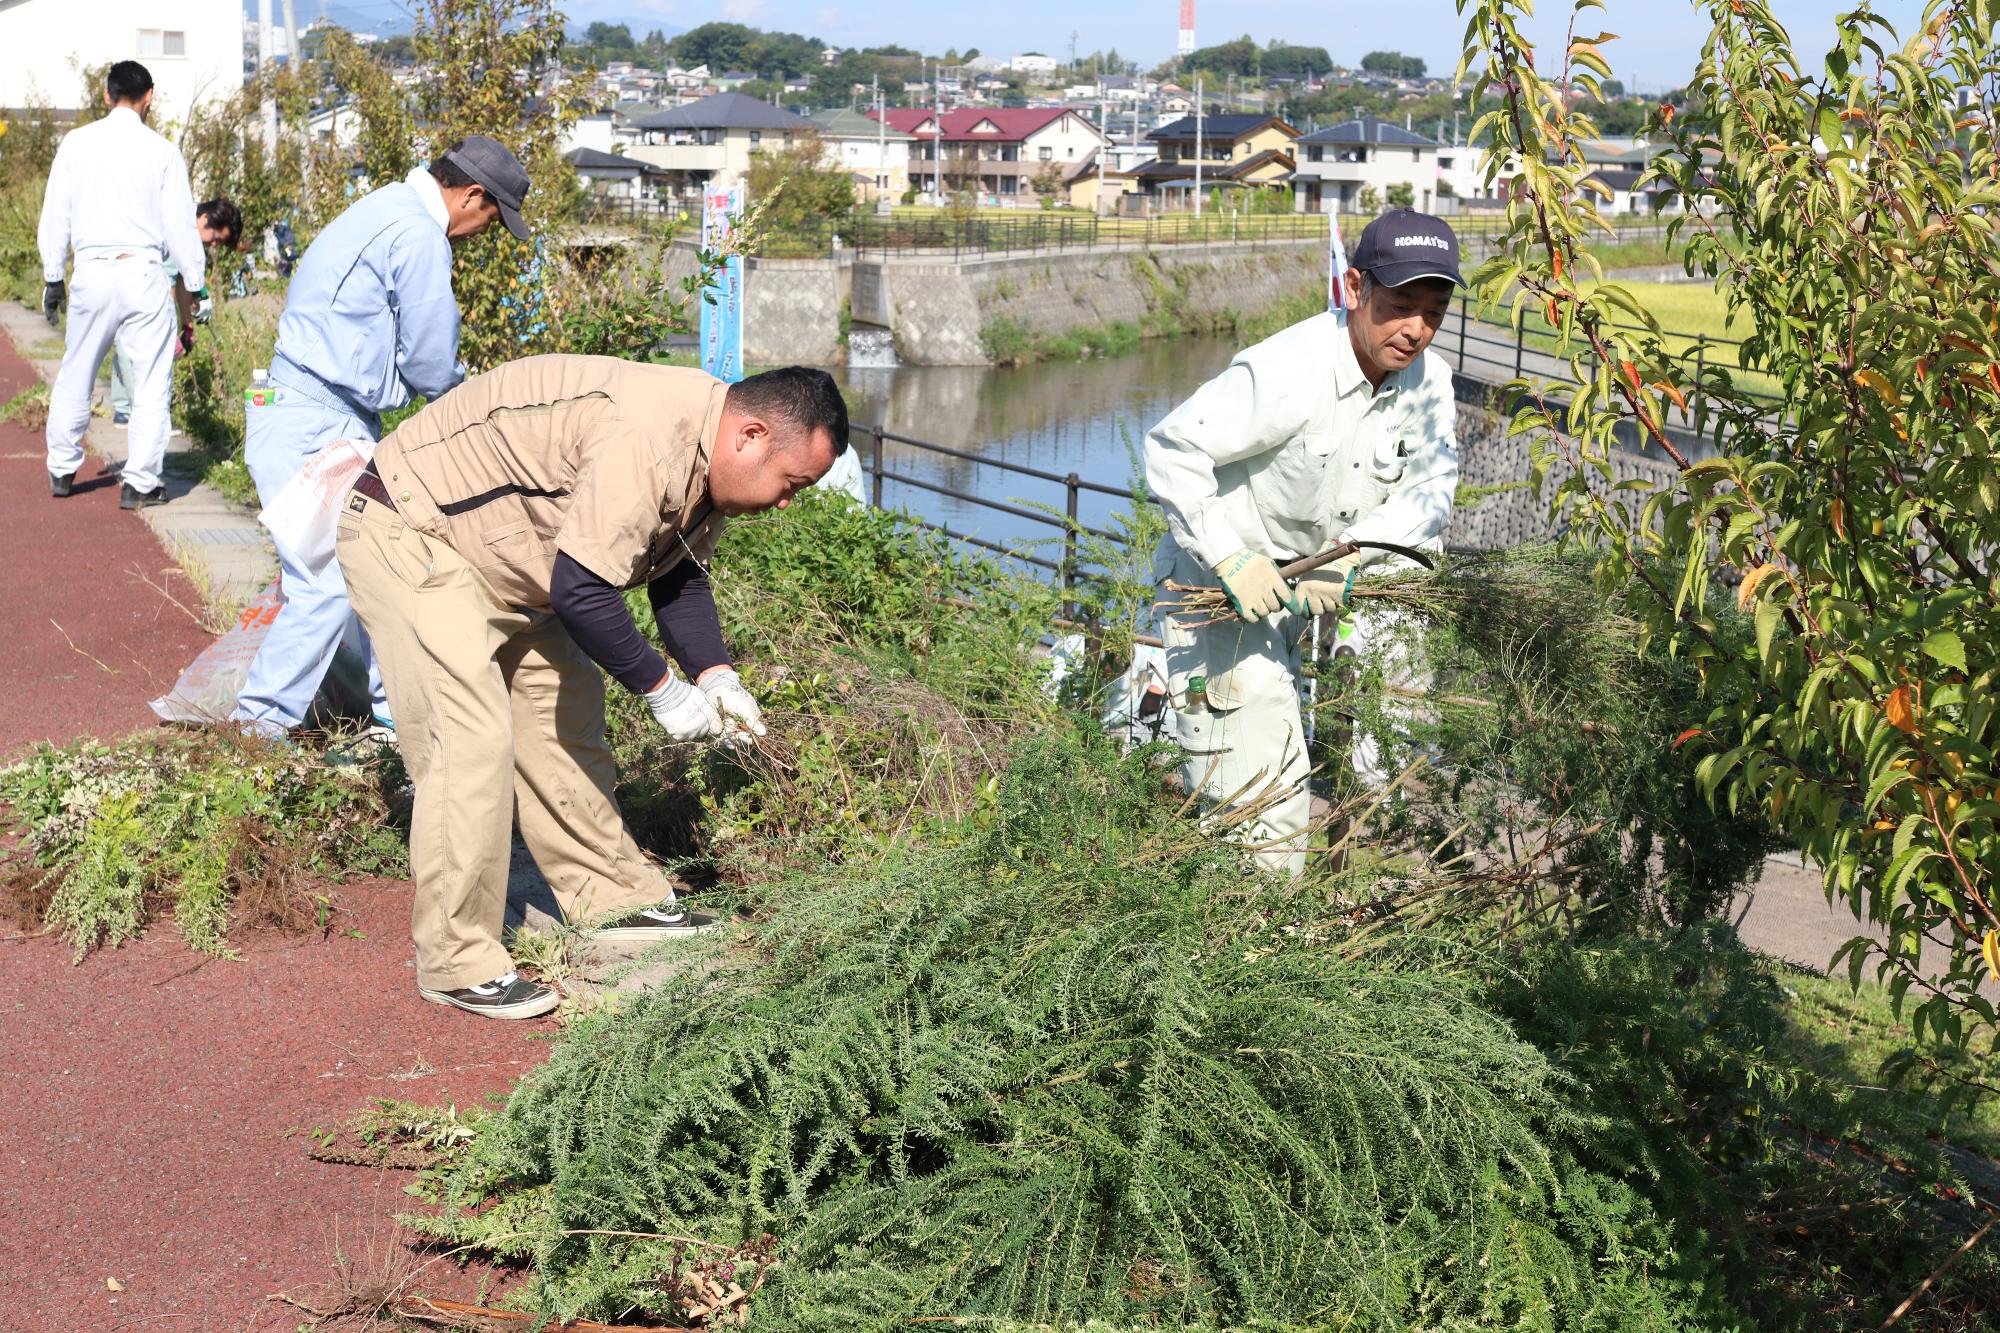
[337,493,669,991]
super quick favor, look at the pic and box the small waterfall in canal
[847,324,900,369]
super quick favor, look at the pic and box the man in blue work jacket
[231,135,532,742]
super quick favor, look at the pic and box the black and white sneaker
[418,970,558,1019]
[593,902,720,946]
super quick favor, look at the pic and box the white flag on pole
[1328,214,1351,312]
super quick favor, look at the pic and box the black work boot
[119,481,165,510]
[49,471,75,498]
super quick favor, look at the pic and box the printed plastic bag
[149,579,370,726]
[257,437,377,575]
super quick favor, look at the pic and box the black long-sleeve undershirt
[549,552,730,694]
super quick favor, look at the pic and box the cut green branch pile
[0,729,406,959]
[412,730,1712,1331]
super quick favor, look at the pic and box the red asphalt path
[0,333,551,1328]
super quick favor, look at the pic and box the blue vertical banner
[700,183,746,383]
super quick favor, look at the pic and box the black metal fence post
[1514,320,1526,379]
[1062,473,1080,619]
[869,427,886,509]
[1457,292,1469,369]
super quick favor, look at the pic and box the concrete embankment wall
[663,238,1328,368]
[854,240,1330,366]
[662,243,850,367]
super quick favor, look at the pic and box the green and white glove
[1213,548,1300,620]
[1294,550,1374,616]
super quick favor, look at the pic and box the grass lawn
[1496,276,1784,402]
[1779,967,2000,1158]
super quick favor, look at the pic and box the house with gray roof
[625,92,822,199]
[809,107,915,200]
[1290,116,1441,214]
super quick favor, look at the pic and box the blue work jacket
[271,168,464,418]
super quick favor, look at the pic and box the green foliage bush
[0,730,407,959]
[1458,0,2000,1042]
[606,489,1061,865]
[1365,550,1776,929]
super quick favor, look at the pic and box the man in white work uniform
[39,60,205,509]
[1144,209,1463,876]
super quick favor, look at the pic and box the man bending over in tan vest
[337,358,846,1019]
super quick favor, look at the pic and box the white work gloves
[1213,548,1301,620]
[1294,550,1373,616]
[644,672,722,741]
[642,668,766,749]
[192,290,214,325]
[699,667,767,748]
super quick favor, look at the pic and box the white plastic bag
[257,437,377,575]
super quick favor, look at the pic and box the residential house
[665,64,709,89]
[0,0,242,125]
[1290,117,1441,213]
[563,111,618,157]
[809,107,914,201]
[1010,53,1059,78]
[1124,113,1298,211]
[1064,150,1136,214]
[565,146,668,208]
[625,91,820,199]
[873,106,1108,204]
[713,70,756,90]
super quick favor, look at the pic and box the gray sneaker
[593,902,720,946]
[418,970,558,1019]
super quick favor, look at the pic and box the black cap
[441,135,531,241]
[1351,209,1464,288]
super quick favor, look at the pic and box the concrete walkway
[0,301,276,614]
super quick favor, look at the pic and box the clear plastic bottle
[1185,674,1210,714]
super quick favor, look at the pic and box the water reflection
[834,337,1239,554]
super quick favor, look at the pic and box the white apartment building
[0,0,243,127]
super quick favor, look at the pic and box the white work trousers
[46,253,175,493]
[1156,542,1427,878]
[1157,540,1315,878]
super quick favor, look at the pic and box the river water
[832,336,1239,560]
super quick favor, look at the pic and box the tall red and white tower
[1178,0,1195,56]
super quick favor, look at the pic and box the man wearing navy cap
[231,135,532,744]
[1144,209,1463,875]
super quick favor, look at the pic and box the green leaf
[1923,629,1969,674]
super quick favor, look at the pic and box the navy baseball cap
[1352,209,1464,288]
[441,135,532,240]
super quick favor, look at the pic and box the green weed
[0,728,406,959]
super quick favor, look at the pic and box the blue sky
[264,2,1927,94]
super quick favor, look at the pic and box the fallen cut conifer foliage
[0,728,407,958]
[411,727,1718,1331]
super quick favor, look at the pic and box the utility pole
[257,0,277,150]
[1096,90,1109,214]
[282,0,299,69]
[933,62,944,203]
[875,73,885,202]
[1184,74,1200,218]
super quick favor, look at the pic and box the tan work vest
[371,356,729,610]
